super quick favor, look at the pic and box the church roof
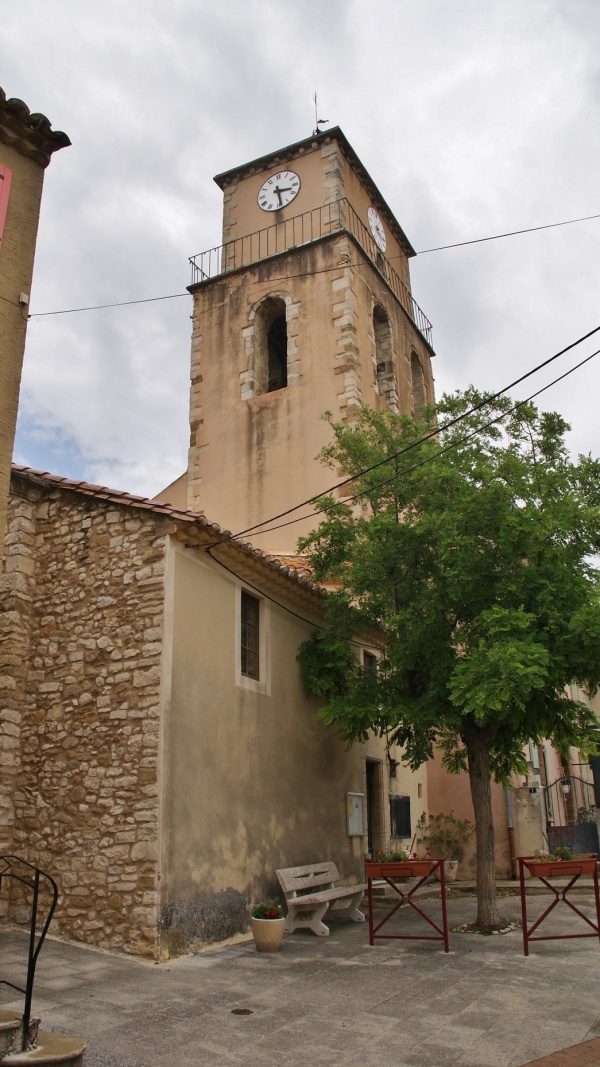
[10,463,323,597]
[0,87,70,168]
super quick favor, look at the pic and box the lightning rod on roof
[313,92,329,135]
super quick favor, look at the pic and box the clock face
[368,206,387,252]
[257,170,301,212]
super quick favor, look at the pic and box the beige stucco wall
[220,135,411,287]
[161,541,425,952]
[221,139,343,244]
[426,749,512,878]
[187,234,434,552]
[0,143,45,563]
[0,474,167,956]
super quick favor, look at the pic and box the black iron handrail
[189,198,433,345]
[0,855,58,1051]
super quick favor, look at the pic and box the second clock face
[368,206,387,252]
[258,170,301,212]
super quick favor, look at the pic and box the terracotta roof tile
[10,463,324,597]
[0,87,70,167]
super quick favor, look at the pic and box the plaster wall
[163,543,425,948]
[187,236,434,551]
[221,139,342,243]
[0,144,44,559]
[512,786,545,861]
[166,545,365,895]
[220,135,410,288]
[426,749,512,878]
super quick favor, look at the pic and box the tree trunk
[465,727,503,930]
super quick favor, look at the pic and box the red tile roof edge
[10,463,324,595]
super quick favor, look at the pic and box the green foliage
[297,392,600,776]
[416,811,475,861]
[370,849,416,862]
[252,903,283,920]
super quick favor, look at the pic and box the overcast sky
[4,0,600,513]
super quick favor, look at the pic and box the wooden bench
[276,862,367,937]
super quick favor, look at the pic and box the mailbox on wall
[346,792,365,837]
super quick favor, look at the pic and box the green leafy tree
[298,391,600,929]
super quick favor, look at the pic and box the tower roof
[213,126,416,258]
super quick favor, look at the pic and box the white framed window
[235,586,271,694]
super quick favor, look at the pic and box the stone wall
[0,473,169,957]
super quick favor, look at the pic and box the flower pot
[522,856,597,879]
[251,916,286,952]
[365,860,435,879]
[434,860,459,883]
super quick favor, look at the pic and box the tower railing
[189,199,433,345]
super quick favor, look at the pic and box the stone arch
[241,292,299,400]
[411,350,427,412]
[373,304,398,412]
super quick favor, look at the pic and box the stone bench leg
[286,902,330,936]
[343,889,366,922]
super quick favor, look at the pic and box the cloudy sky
[4,0,600,509]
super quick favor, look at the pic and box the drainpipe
[505,788,517,878]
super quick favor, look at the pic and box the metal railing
[189,199,433,345]
[0,856,58,1051]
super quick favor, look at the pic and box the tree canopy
[298,391,600,927]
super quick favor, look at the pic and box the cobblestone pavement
[1,894,599,1067]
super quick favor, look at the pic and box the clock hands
[273,184,293,206]
[257,170,300,212]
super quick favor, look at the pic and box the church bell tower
[185,128,435,554]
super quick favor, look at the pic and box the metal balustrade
[189,199,433,345]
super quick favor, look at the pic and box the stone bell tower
[184,127,435,553]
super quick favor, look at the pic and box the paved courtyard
[1,893,599,1067]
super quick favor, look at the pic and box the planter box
[522,855,597,878]
[365,860,435,879]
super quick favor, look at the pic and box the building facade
[1,129,441,956]
[1,465,426,958]
[0,86,69,560]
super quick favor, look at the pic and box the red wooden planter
[365,860,435,879]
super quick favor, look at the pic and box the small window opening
[390,795,411,838]
[241,591,260,680]
[267,314,287,392]
[374,306,396,410]
[363,651,377,670]
[411,351,427,411]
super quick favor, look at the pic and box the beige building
[1,465,425,958]
[1,129,439,957]
[0,87,69,561]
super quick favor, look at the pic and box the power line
[25,210,600,318]
[415,212,600,255]
[245,344,600,541]
[221,325,600,544]
[29,292,189,318]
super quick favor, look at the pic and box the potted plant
[250,903,286,952]
[522,847,598,878]
[416,811,474,882]
[365,848,434,879]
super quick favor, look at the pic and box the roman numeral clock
[257,170,301,212]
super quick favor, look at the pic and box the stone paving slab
[0,894,599,1067]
